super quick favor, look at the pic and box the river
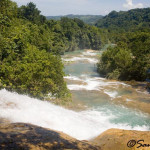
[0,49,150,140]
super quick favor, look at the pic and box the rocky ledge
[0,123,100,150]
[92,129,150,150]
[0,123,150,150]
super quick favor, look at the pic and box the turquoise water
[0,49,150,140]
[63,50,150,130]
[65,62,98,77]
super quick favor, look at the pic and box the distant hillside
[46,14,103,25]
[96,8,150,32]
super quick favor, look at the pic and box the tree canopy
[97,31,150,82]
[97,8,150,89]
[96,8,150,32]
[0,0,105,100]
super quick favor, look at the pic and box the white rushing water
[0,89,149,140]
[62,50,98,63]
[62,57,98,63]
[0,50,150,140]
[65,74,130,98]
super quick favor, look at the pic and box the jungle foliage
[96,8,150,32]
[96,8,150,43]
[97,31,150,82]
[47,14,103,25]
[0,0,103,99]
[97,8,150,85]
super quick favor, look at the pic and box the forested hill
[96,8,150,32]
[0,0,104,100]
[47,15,103,25]
[96,8,150,85]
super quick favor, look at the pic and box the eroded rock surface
[1,122,150,150]
[0,123,101,150]
[92,129,150,150]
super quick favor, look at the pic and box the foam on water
[64,76,83,81]
[126,99,133,102]
[104,91,118,99]
[0,89,149,140]
[66,74,130,91]
[82,51,97,56]
[67,78,101,91]
[62,56,98,63]
[136,89,150,95]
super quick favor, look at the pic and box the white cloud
[123,0,144,9]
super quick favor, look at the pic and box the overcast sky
[12,0,150,16]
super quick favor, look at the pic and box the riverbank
[63,49,150,116]
[0,49,150,149]
[93,128,150,150]
[0,122,100,150]
[106,80,150,115]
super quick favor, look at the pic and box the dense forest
[0,0,104,100]
[1,0,150,98]
[97,31,150,80]
[96,8,150,43]
[96,8,150,32]
[47,15,103,25]
[96,8,150,89]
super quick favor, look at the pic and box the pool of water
[63,49,150,132]
[0,49,149,141]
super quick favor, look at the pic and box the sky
[13,0,150,16]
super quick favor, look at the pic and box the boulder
[0,123,101,150]
[92,129,150,150]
